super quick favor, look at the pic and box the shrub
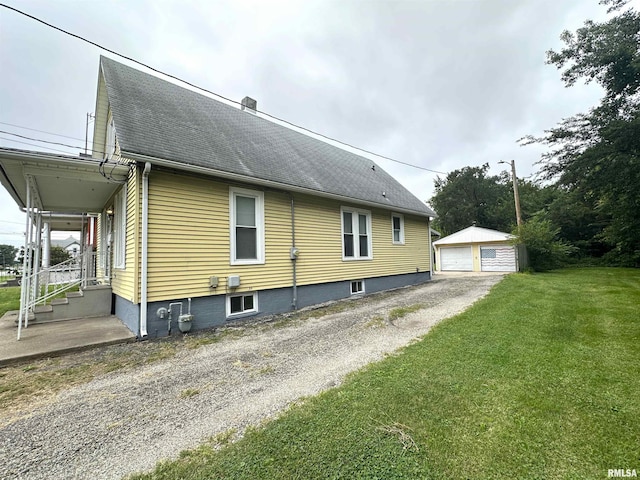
[513,215,576,271]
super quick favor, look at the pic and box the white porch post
[32,212,42,306]
[17,178,32,340]
[79,214,85,288]
[42,221,51,268]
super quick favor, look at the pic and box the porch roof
[0,147,129,214]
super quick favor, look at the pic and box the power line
[0,136,78,155]
[0,220,26,225]
[0,3,447,176]
[0,133,132,183]
[0,130,81,150]
[0,130,118,160]
[0,121,86,142]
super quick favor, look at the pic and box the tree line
[430,0,639,270]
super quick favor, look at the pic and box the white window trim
[113,187,126,269]
[341,206,373,261]
[391,213,405,245]
[226,292,258,318]
[350,279,365,295]
[229,187,265,265]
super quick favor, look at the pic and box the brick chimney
[241,96,257,114]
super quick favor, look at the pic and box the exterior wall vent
[241,96,257,114]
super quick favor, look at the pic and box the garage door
[480,246,516,272]
[440,246,473,271]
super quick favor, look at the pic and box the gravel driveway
[0,273,504,479]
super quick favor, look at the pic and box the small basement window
[226,292,258,317]
[350,280,365,295]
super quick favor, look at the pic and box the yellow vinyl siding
[145,171,430,303]
[294,195,429,285]
[111,166,140,302]
[146,172,292,302]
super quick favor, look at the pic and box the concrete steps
[6,284,112,325]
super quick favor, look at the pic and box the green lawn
[129,268,640,480]
[0,286,21,317]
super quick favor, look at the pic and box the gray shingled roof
[100,56,435,217]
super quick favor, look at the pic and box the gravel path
[0,273,504,479]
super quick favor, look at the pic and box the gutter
[140,162,151,338]
[0,163,24,209]
[123,151,437,219]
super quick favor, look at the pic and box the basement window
[351,280,365,295]
[226,292,258,317]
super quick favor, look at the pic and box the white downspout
[429,222,435,277]
[140,162,151,338]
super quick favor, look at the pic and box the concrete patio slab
[0,315,136,366]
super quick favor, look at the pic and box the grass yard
[130,268,640,480]
[0,286,21,317]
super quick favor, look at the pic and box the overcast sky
[0,0,623,249]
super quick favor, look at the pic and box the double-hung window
[341,207,372,260]
[230,187,265,265]
[391,213,405,244]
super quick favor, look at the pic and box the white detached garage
[433,225,518,272]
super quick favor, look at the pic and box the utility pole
[499,160,523,229]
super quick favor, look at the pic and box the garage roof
[433,225,514,246]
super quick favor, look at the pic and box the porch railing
[33,256,82,306]
[17,247,97,338]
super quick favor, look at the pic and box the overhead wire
[0,130,121,159]
[0,219,26,225]
[0,130,83,150]
[0,3,447,176]
[0,121,87,142]
[0,132,130,183]
[0,136,80,155]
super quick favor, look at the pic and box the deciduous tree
[0,244,18,269]
[523,0,640,265]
